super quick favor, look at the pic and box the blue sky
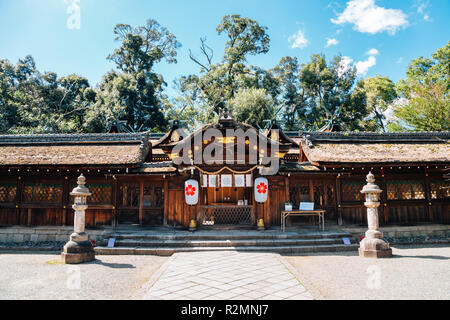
[0,0,449,98]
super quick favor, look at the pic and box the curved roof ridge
[0,131,148,146]
[300,131,450,143]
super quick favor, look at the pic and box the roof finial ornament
[219,108,233,120]
[77,173,86,186]
[218,109,235,127]
[366,171,375,184]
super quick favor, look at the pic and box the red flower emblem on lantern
[185,185,196,196]
[257,182,267,194]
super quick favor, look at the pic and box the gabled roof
[300,132,450,165]
[157,116,294,165]
[151,120,189,148]
[0,132,150,166]
[263,121,299,147]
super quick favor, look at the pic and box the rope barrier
[193,165,260,175]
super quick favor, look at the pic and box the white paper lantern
[254,177,268,203]
[185,179,199,205]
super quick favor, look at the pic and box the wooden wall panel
[0,208,19,226]
[165,189,187,227]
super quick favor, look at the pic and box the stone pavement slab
[142,251,313,300]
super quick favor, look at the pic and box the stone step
[106,231,352,241]
[110,238,348,248]
[94,244,359,256]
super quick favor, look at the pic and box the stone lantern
[61,174,95,264]
[359,172,392,258]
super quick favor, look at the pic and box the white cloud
[416,0,431,21]
[337,56,354,77]
[326,38,339,47]
[340,49,378,76]
[331,0,408,35]
[288,30,309,49]
[356,56,377,75]
[396,57,404,64]
[385,97,408,121]
[366,48,379,56]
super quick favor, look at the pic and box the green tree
[98,19,181,132]
[176,15,274,125]
[393,41,450,132]
[359,76,397,132]
[300,54,367,131]
[271,56,307,130]
[391,81,449,131]
[227,88,274,128]
[0,55,93,134]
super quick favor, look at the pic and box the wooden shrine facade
[0,118,449,229]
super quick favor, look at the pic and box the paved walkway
[142,251,313,300]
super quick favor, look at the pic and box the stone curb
[0,246,61,252]
[276,254,320,300]
[132,254,178,300]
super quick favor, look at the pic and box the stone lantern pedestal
[359,172,392,258]
[61,174,95,264]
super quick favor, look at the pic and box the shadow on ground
[89,259,136,269]
[392,254,449,260]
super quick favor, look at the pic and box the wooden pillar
[139,181,144,225]
[424,169,433,223]
[27,208,32,226]
[62,176,70,226]
[265,183,271,226]
[252,195,257,226]
[309,179,314,202]
[285,176,290,202]
[335,175,343,225]
[380,170,389,225]
[16,175,24,225]
[163,179,169,226]
[112,176,119,229]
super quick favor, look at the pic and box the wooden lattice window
[23,183,63,203]
[119,183,140,208]
[430,180,450,200]
[313,184,335,207]
[0,183,17,203]
[71,183,112,204]
[289,182,310,207]
[143,185,164,208]
[387,180,426,200]
[341,181,365,202]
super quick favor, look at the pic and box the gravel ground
[1,244,448,300]
[0,252,167,300]
[284,244,450,300]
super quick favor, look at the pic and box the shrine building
[0,114,449,229]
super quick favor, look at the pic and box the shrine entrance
[116,179,164,226]
[199,173,255,226]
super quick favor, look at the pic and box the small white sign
[202,174,208,187]
[107,238,116,248]
[208,175,216,187]
[221,175,233,187]
[234,175,245,187]
[299,202,314,211]
[245,174,252,187]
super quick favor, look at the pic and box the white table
[281,210,326,232]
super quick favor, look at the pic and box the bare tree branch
[189,49,210,71]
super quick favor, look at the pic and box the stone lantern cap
[70,174,91,197]
[361,172,382,194]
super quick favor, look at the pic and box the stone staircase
[94,228,358,256]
